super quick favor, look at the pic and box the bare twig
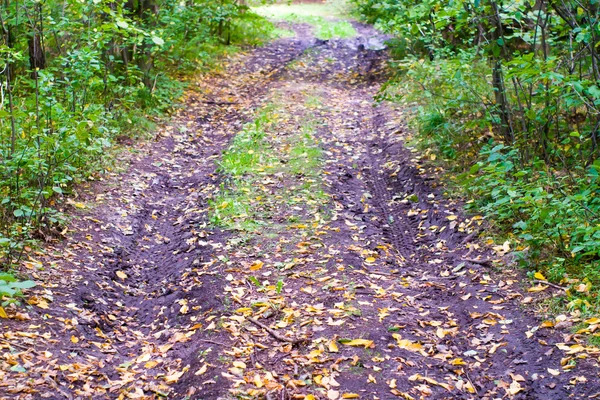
[532,280,567,291]
[248,318,306,345]
[198,339,228,346]
[463,258,492,266]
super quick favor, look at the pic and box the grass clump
[209,91,328,234]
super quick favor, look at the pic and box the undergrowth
[358,0,600,315]
[0,0,279,296]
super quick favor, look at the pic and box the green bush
[352,0,600,310]
[0,0,275,272]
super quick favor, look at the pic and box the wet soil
[1,15,599,400]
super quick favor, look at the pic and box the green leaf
[0,273,17,282]
[10,365,26,373]
[52,186,63,194]
[152,36,165,46]
[469,164,480,174]
[248,276,261,287]
[11,280,36,290]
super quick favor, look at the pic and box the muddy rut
[1,18,599,400]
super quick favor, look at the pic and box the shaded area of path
[1,11,599,400]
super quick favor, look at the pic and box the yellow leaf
[528,284,548,292]
[159,343,173,353]
[116,271,127,280]
[36,299,49,309]
[328,340,339,353]
[305,396,316,400]
[195,363,208,375]
[250,260,264,271]
[534,272,546,280]
[465,381,476,394]
[365,257,376,263]
[547,368,560,376]
[145,360,159,369]
[342,394,360,399]
[254,373,263,388]
[164,365,189,384]
[409,374,452,391]
[74,202,86,209]
[540,320,555,328]
[390,390,414,400]
[70,335,79,344]
[449,358,466,366]
[508,380,523,395]
[340,339,374,348]
[446,215,457,221]
[0,306,7,318]
[232,361,246,369]
[585,317,600,325]
[392,334,423,353]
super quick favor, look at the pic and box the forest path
[1,9,599,400]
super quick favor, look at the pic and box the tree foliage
[0,0,272,268]
[353,0,600,306]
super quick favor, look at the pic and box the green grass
[271,27,296,38]
[253,2,356,40]
[253,2,350,19]
[209,92,329,234]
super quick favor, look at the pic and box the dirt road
[1,15,598,400]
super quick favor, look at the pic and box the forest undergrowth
[352,0,600,323]
[0,0,277,298]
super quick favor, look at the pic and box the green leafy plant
[0,273,36,304]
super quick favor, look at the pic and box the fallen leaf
[195,364,208,375]
[328,340,339,353]
[164,365,189,384]
[250,260,264,271]
[534,272,546,280]
[528,284,548,292]
[339,339,374,348]
[508,380,523,395]
[116,271,127,280]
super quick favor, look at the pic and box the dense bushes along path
[1,6,598,399]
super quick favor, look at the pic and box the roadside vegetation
[0,0,274,287]
[351,0,600,314]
